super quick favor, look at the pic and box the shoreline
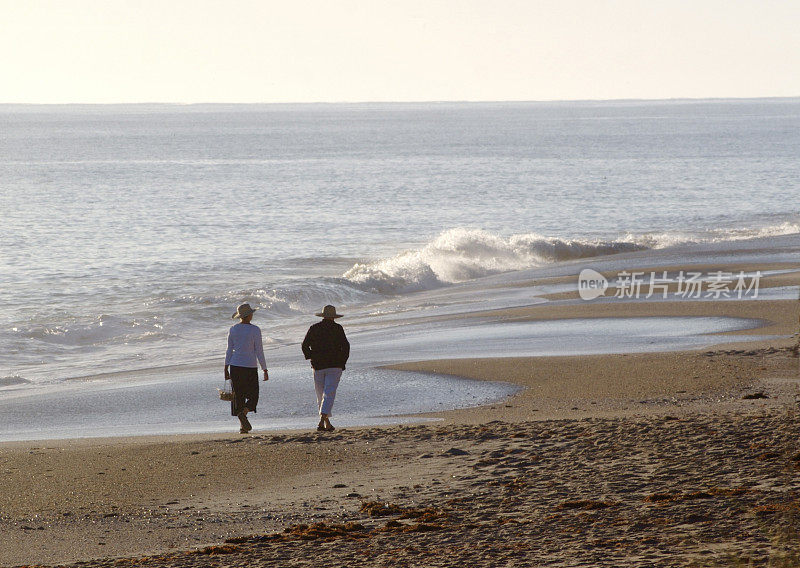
[1,255,798,567]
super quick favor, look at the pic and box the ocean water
[1,99,799,436]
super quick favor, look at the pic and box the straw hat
[232,303,257,319]
[315,305,343,319]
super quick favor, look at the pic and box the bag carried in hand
[218,379,234,401]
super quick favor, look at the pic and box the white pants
[314,368,342,416]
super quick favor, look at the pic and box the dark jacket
[301,319,350,370]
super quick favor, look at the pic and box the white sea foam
[622,221,800,249]
[343,224,800,294]
[161,279,376,318]
[343,228,647,294]
[248,280,378,316]
[18,315,170,347]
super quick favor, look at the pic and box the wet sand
[1,262,798,567]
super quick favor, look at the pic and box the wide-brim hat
[315,305,343,319]
[232,303,257,319]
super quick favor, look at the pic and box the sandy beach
[1,258,798,567]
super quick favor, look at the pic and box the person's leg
[320,368,342,430]
[314,369,326,430]
[229,367,252,433]
[239,414,251,433]
[243,372,259,413]
[239,372,258,432]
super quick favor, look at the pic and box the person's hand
[224,366,230,381]
[263,369,269,381]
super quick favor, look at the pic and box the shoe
[240,428,249,434]
[325,424,335,432]
[317,425,326,431]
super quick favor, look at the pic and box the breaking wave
[343,224,800,294]
[343,228,648,294]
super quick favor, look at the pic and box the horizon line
[1,95,799,107]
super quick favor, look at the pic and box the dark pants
[229,365,259,416]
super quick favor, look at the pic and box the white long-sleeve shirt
[224,323,267,369]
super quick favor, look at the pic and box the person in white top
[224,303,268,433]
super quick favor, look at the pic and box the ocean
[1,99,799,439]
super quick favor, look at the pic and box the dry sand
[1,261,798,567]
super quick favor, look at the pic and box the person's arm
[339,327,350,370]
[301,327,314,360]
[224,328,234,380]
[255,327,269,381]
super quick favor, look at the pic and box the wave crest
[18,315,170,347]
[620,221,800,249]
[343,228,649,294]
[344,221,800,295]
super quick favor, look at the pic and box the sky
[1,0,799,104]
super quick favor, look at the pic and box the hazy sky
[2,0,798,104]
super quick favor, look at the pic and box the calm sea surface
[2,99,799,385]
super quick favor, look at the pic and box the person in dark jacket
[301,305,350,431]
